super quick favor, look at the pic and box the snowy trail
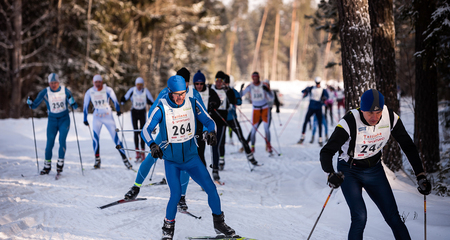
[1,81,450,240]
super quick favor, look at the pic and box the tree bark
[414,0,440,173]
[336,0,376,110]
[369,0,402,171]
[10,0,23,118]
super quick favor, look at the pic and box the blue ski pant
[164,155,221,220]
[45,114,70,160]
[302,108,323,137]
[134,154,190,196]
[337,160,411,240]
[312,114,328,137]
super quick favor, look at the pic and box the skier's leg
[104,114,127,159]
[134,154,157,185]
[57,114,70,159]
[92,115,103,156]
[131,109,139,150]
[180,170,190,196]
[164,160,182,220]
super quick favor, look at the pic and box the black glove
[262,84,270,92]
[150,143,163,159]
[83,121,89,126]
[240,83,245,92]
[208,101,218,110]
[417,174,431,195]
[120,96,126,103]
[117,111,122,117]
[124,185,140,200]
[327,172,344,188]
[205,131,217,146]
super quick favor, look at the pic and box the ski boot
[212,169,220,181]
[123,158,133,169]
[267,143,273,154]
[162,218,175,240]
[247,153,259,166]
[56,159,64,173]
[177,195,188,211]
[124,185,140,200]
[297,134,305,144]
[318,137,323,147]
[40,160,51,175]
[94,157,101,169]
[212,212,238,237]
[325,134,329,142]
[219,157,225,171]
[251,145,255,153]
[309,135,315,144]
[135,149,141,162]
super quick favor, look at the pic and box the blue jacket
[302,86,329,110]
[226,87,242,121]
[30,86,77,118]
[141,94,216,163]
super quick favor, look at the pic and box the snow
[1,81,450,240]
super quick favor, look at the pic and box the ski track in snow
[1,81,450,240]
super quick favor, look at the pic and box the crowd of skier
[26,69,432,240]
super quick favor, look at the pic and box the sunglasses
[194,83,204,85]
[215,78,223,82]
[172,91,186,97]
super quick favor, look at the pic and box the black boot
[212,169,220,181]
[124,185,140,200]
[177,195,188,211]
[162,219,175,240]
[212,212,238,237]
[309,135,315,144]
[219,157,225,171]
[247,153,258,166]
[40,160,51,175]
[56,159,64,173]
[123,158,133,169]
[94,157,101,169]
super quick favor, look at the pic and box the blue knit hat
[360,89,384,111]
[193,70,206,83]
[167,75,186,93]
[48,73,60,83]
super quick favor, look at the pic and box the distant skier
[127,75,238,240]
[240,72,274,153]
[27,73,78,175]
[83,74,132,170]
[120,77,154,162]
[336,86,345,118]
[320,89,432,240]
[297,77,329,146]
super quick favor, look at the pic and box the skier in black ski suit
[320,89,432,240]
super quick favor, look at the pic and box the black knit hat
[215,71,226,80]
[177,67,190,82]
[224,74,230,84]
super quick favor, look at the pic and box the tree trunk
[369,0,402,171]
[414,0,440,173]
[252,4,269,72]
[336,0,376,110]
[10,0,23,118]
[271,12,280,81]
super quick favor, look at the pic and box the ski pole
[116,145,151,153]
[278,97,303,137]
[71,109,84,176]
[277,112,282,126]
[148,156,158,181]
[115,128,142,132]
[307,188,334,240]
[236,108,281,156]
[272,118,282,156]
[117,114,131,160]
[30,108,40,174]
[424,195,427,240]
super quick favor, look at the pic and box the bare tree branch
[22,42,47,60]
[21,10,50,34]
[21,25,48,44]
[19,62,50,71]
[0,41,13,49]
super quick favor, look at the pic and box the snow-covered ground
[1,81,449,240]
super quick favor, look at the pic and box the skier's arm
[65,88,78,110]
[320,124,350,173]
[145,88,154,105]
[233,89,242,106]
[83,90,91,122]
[141,107,163,146]
[29,88,48,109]
[122,87,134,103]
[107,87,121,112]
[195,99,217,133]
[390,113,425,175]
[240,85,251,96]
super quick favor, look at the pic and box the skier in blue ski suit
[125,68,207,211]
[126,75,238,239]
[27,73,78,175]
[83,74,132,170]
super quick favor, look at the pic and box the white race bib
[212,86,227,110]
[90,85,109,110]
[132,88,146,110]
[47,86,67,114]
[162,98,195,143]
[251,84,264,102]
[199,88,209,108]
[352,107,391,159]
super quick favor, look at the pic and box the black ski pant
[131,109,146,150]
[227,118,252,156]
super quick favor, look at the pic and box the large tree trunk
[369,0,402,171]
[336,0,375,109]
[414,0,440,173]
[10,0,22,118]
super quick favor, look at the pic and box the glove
[117,111,122,117]
[262,84,270,92]
[27,96,33,108]
[83,121,89,126]
[205,131,217,146]
[120,96,126,103]
[417,174,431,195]
[208,101,218,110]
[240,83,245,92]
[150,143,163,159]
[327,172,344,188]
[124,185,140,200]
[68,97,78,109]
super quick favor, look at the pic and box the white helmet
[314,77,322,84]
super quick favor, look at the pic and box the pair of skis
[186,236,256,240]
